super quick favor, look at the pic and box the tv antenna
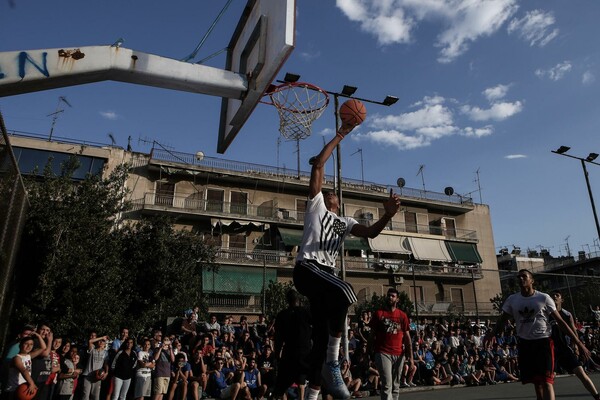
[351,148,364,186]
[416,165,426,192]
[475,167,483,204]
[48,96,72,141]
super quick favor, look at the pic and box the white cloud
[358,130,431,150]
[505,154,527,159]
[99,111,118,120]
[461,101,523,121]
[535,61,572,81]
[299,50,321,61]
[507,9,559,47]
[372,103,454,131]
[462,125,494,137]
[582,71,596,85]
[336,0,518,63]
[483,84,510,102]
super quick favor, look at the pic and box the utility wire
[182,0,234,62]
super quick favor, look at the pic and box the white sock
[306,387,320,400]
[326,335,341,363]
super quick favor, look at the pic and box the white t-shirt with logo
[502,290,556,340]
[296,192,358,269]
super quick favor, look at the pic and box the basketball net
[263,82,329,140]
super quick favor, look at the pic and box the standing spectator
[152,337,174,400]
[273,289,311,400]
[111,338,137,400]
[1,324,35,394]
[5,332,48,396]
[356,312,371,345]
[551,291,600,400]
[293,128,401,400]
[30,323,55,400]
[485,269,590,400]
[80,336,109,400]
[590,305,600,325]
[111,329,129,353]
[57,351,81,400]
[134,339,154,400]
[257,346,275,397]
[370,288,412,400]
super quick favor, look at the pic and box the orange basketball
[16,384,37,400]
[339,99,367,127]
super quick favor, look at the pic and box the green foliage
[354,291,413,320]
[566,281,600,323]
[263,280,295,321]
[15,156,215,338]
[489,293,507,315]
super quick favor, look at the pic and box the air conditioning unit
[393,276,404,284]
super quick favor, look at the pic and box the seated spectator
[189,349,208,400]
[430,361,452,386]
[204,315,220,334]
[340,359,363,397]
[243,358,266,400]
[257,346,275,397]
[168,353,190,400]
[207,358,242,400]
[237,331,255,357]
[461,355,483,386]
[479,356,497,385]
[234,316,249,340]
[220,317,236,338]
[491,355,518,383]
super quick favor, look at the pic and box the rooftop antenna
[351,148,364,186]
[564,235,571,257]
[475,167,483,204]
[108,133,116,146]
[48,96,72,141]
[416,165,426,192]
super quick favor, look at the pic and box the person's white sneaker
[321,361,351,399]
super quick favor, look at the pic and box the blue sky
[2,0,600,257]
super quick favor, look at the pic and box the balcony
[130,192,478,241]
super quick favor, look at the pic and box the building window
[405,212,418,233]
[450,288,464,311]
[296,198,306,221]
[230,191,248,215]
[229,234,247,258]
[13,147,106,180]
[156,182,175,206]
[206,188,224,212]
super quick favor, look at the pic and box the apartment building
[9,132,501,319]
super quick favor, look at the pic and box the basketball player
[550,290,600,400]
[485,269,591,400]
[294,121,401,400]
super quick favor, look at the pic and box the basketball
[16,384,37,400]
[339,99,367,127]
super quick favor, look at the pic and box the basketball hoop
[262,82,329,140]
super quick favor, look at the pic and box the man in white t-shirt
[294,122,401,400]
[485,269,591,400]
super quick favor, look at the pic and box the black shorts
[518,337,554,385]
[555,343,581,374]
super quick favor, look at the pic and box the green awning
[202,265,276,294]
[278,227,303,246]
[446,241,482,264]
[278,227,369,251]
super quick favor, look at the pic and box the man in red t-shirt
[369,288,413,400]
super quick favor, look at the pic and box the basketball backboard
[217,0,295,154]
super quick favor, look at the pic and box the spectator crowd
[2,307,600,400]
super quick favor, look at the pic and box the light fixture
[283,72,300,83]
[341,85,357,97]
[587,153,599,162]
[555,145,571,154]
[382,95,399,106]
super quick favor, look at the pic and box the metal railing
[131,192,478,241]
[150,148,474,206]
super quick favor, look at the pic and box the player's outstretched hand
[383,189,401,217]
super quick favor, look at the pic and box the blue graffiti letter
[18,51,49,79]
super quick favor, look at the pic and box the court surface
[359,373,600,400]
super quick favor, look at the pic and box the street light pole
[551,146,600,242]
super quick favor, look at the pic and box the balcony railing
[131,192,478,241]
[212,248,481,279]
[150,148,474,206]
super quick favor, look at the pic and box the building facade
[9,132,502,319]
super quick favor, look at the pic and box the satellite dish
[195,151,205,161]
[444,186,454,196]
[396,178,406,188]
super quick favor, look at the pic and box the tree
[14,156,216,338]
[263,280,296,321]
[120,216,216,333]
[16,157,131,335]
